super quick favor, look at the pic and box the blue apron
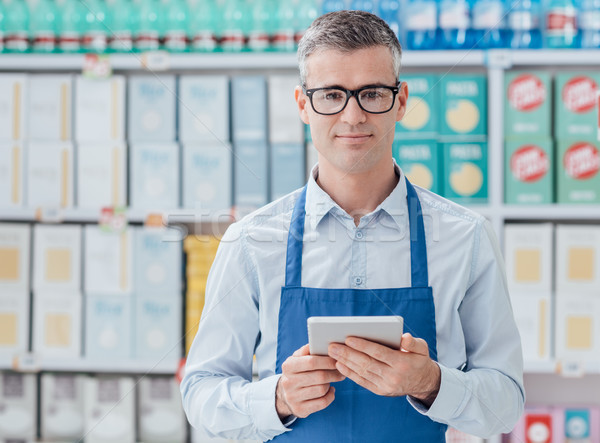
[273,178,447,442]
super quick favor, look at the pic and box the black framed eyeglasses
[303,83,400,115]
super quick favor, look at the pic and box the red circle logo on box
[564,142,600,180]
[511,145,549,182]
[563,77,598,113]
[508,74,546,111]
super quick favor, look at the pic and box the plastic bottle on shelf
[189,0,219,51]
[322,0,347,14]
[164,0,189,52]
[295,0,319,44]
[350,0,374,13]
[404,0,438,50]
[0,2,5,53]
[108,0,136,52]
[472,0,507,48]
[273,0,295,51]
[81,0,110,53]
[136,0,161,51]
[507,0,542,48]
[29,0,58,52]
[379,0,402,39]
[221,0,246,51]
[58,0,84,52]
[439,0,474,49]
[4,0,30,53]
[580,0,600,48]
[248,0,273,51]
[544,0,579,48]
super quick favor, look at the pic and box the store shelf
[524,360,600,375]
[0,356,179,374]
[509,49,600,67]
[502,204,600,221]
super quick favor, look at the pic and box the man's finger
[335,361,381,394]
[293,344,310,357]
[400,333,429,356]
[344,336,395,365]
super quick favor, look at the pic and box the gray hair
[297,10,403,86]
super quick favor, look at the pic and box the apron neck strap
[284,177,429,288]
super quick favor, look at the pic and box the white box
[232,76,267,142]
[0,373,36,440]
[33,293,82,359]
[28,74,73,141]
[134,296,182,363]
[306,142,318,180]
[178,75,229,143]
[83,376,135,443]
[510,292,552,362]
[75,75,125,142]
[270,143,305,200]
[0,74,27,142]
[0,223,31,293]
[84,225,133,295]
[137,376,186,443]
[555,293,600,362]
[268,75,303,144]
[77,142,127,210]
[134,227,182,294]
[33,224,82,293]
[182,143,232,213]
[504,223,554,294]
[0,143,26,208]
[27,142,74,209]
[0,293,29,358]
[234,141,268,209]
[555,225,600,294]
[84,295,132,360]
[41,373,85,442]
[130,142,180,210]
[128,75,176,142]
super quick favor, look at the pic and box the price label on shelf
[12,353,41,373]
[99,207,128,233]
[82,54,112,79]
[557,360,585,378]
[144,213,164,227]
[141,50,171,71]
[34,207,64,223]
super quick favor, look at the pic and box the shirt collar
[304,160,408,231]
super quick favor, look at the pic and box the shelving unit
[0,356,179,374]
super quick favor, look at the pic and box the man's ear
[295,86,310,125]
[395,81,409,122]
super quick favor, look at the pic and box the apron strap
[285,186,307,287]
[405,177,429,288]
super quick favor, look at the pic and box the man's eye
[324,92,344,100]
[361,90,382,100]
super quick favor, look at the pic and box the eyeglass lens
[311,87,395,114]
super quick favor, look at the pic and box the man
[181,10,524,442]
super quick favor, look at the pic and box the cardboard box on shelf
[182,143,232,214]
[128,75,176,142]
[510,292,553,362]
[130,142,180,210]
[178,75,230,144]
[556,138,600,204]
[234,141,268,209]
[231,76,267,143]
[84,225,133,295]
[555,73,600,139]
[439,74,487,138]
[511,407,563,443]
[134,226,182,294]
[560,406,600,441]
[0,74,27,142]
[441,141,488,204]
[137,376,187,443]
[28,74,73,141]
[268,75,304,144]
[270,143,305,200]
[76,142,127,210]
[134,296,182,363]
[33,292,82,359]
[555,225,600,294]
[555,293,600,363]
[33,224,82,293]
[395,74,439,140]
[0,293,29,358]
[505,137,554,204]
[0,372,37,441]
[0,143,25,209]
[74,75,125,142]
[83,376,135,443]
[27,141,74,209]
[0,223,31,293]
[504,71,552,137]
[84,295,132,360]
[393,139,440,193]
[41,373,85,442]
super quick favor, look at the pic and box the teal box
[395,74,439,139]
[392,139,440,194]
[505,137,554,204]
[270,143,305,200]
[134,227,182,295]
[442,141,488,203]
[557,138,600,203]
[128,75,176,142]
[554,73,600,139]
[134,296,182,363]
[85,295,132,360]
[504,71,552,137]
[439,75,487,138]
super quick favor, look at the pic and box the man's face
[295,46,408,177]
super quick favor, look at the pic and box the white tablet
[307,316,404,356]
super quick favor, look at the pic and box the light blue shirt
[181,164,525,441]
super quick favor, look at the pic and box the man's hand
[276,344,346,421]
[328,333,441,408]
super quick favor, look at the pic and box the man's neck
[316,162,399,227]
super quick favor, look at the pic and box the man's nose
[339,96,367,126]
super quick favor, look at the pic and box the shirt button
[354,277,363,285]
[355,231,364,239]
